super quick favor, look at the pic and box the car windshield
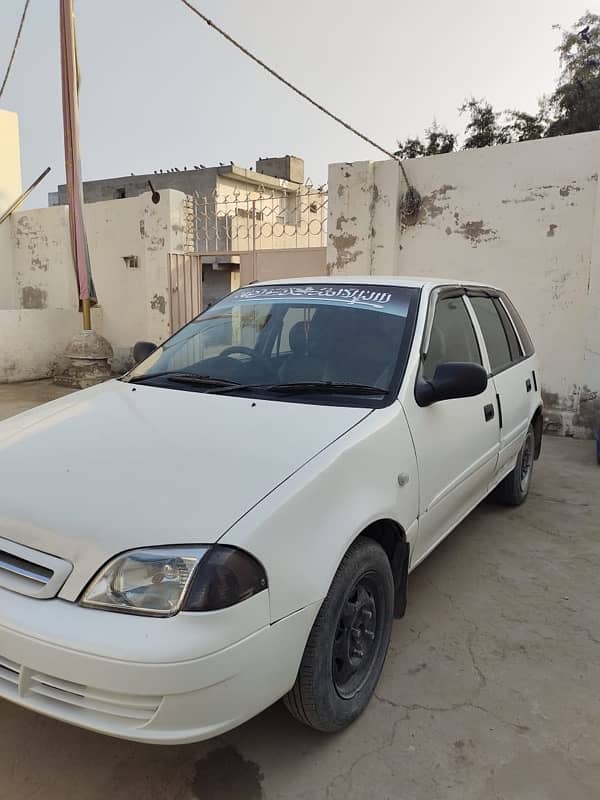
[125,284,420,404]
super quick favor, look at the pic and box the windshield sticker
[237,285,397,310]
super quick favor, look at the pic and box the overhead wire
[0,0,32,100]
[176,0,418,199]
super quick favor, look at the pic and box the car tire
[494,424,535,506]
[284,537,394,733]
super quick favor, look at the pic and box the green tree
[423,121,456,155]
[395,121,456,159]
[459,98,510,148]
[546,12,600,136]
[502,108,547,142]
[394,137,425,159]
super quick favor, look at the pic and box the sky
[0,0,587,208]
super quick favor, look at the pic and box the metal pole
[252,199,257,281]
[60,0,94,330]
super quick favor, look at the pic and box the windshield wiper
[208,381,389,396]
[125,372,240,387]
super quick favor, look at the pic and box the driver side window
[423,296,482,381]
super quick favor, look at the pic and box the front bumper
[0,587,319,744]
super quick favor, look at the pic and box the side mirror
[133,341,157,364]
[415,362,488,407]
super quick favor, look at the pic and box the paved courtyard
[0,382,599,799]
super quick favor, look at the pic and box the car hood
[0,380,370,595]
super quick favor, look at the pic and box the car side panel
[492,355,541,478]
[219,402,419,623]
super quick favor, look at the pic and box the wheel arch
[355,519,409,619]
[532,404,543,459]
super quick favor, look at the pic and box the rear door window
[469,296,513,373]
[494,299,522,360]
[500,295,535,357]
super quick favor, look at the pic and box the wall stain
[328,230,363,272]
[192,746,264,800]
[418,184,457,222]
[335,214,356,232]
[547,224,558,237]
[31,256,49,271]
[21,286,47,309]
[573,385,600,434]
[148,235,165,251]
[457,220,498,246]
[150,294,166,314]
[559,183,581,197]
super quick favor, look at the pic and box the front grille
[0,653,162,729]
[0,537,72,599]
[0,551,53,585]
[0,656,20,696]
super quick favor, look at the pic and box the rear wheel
[494,424,535,506]
[284,537,394,732]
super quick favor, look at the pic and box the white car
[0,276,542,744]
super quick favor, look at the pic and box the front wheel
[494,424,535,506]
[284,537,394,733]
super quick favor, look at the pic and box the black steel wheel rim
[520,432,534,493]
[332,571,385,699]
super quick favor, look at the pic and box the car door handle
[526,378,532,392]
[484,403,495,422]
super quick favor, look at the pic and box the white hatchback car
[0,277,542,744]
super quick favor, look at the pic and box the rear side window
[494,299,522,360]
[423,296,482,380]
[469,296,514,373]
[500,295,535,357]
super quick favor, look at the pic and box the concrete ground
[0,382,599,800]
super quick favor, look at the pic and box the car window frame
[464,288,533,377]
[466,294,515,375]
[418,286,484,383]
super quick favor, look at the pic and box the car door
[466,292,534,479]
[402,289,500,567]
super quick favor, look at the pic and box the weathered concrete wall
[3,190,188,379]
[328,133,600,437]
[0,110,22,309]
[0,308,103,382]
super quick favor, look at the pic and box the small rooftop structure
[50,155,306,206]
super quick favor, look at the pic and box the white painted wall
[4,190,188,377]
[328,132,600,437]
[0,308,103,382]
[0,110,22,309]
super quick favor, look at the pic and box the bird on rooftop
[230,160,234,165]
[194,165,200,169]
[160,169,163,173]
[153,170,157,174]
[219,162,225,166]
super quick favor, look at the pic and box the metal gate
[168,186,328,332]
[168,253,204,332]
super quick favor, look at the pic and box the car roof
[252,275,499,292]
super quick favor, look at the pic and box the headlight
[80,545,267,617]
